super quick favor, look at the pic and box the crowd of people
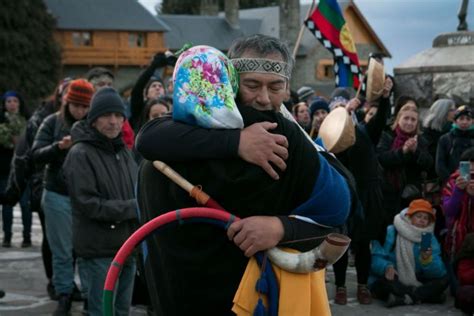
[0,33,473,316]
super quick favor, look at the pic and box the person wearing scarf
[376,103,433,227]
[136,40,351,316]
[436,105,474,184]
[369,199,448,307]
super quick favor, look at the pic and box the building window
[129,32,146,47]
[316,59,335,80]
[72,32,92,47]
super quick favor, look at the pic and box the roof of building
[44,0,169,32]
[240,1,391,58]
[159,15,261,51]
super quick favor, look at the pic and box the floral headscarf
[172,45,243,129]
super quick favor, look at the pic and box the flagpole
[292,0,316,59]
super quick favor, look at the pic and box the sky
[138,0,474,74]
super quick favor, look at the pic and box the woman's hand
[455,175,469,190]
[58,135,72,150]
[420,248,432,261]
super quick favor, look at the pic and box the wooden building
[44,0,169,91]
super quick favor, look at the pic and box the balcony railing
[61,46,165,67]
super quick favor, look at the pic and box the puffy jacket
[63,120,138,258]
[436,128,474,184]
[32,113,72,195]
[370,224,446,283]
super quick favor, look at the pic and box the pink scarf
[391,126,414,150]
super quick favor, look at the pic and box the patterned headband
[231,58,291,79]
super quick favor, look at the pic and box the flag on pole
[304,0,361,89]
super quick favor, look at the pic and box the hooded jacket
[63,120,138,258]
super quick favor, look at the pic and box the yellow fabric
[232,254,331,316]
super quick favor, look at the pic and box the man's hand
[227,216,284,257]
[238,122,289,180]
[385,266,397,281]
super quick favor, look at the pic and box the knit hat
[309,97,330,118]
[406,199,435,220]
[87,87,126,125]
[454,105,473,121]
[297,86,315,103]
[66,79,94,107]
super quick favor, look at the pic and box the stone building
[394,31,474,107]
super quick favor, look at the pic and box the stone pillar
[280,0,300,50]
[225,0,239,29]
[200,0,219,16]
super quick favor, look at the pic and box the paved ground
[0,207,467,315]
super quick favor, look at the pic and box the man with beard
[136,35,352,315]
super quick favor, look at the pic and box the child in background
[369,199,448,307]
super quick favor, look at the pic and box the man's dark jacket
[63,121,138,258]
[136,106,341,316]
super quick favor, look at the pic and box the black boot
[385,293,413,308]
[53,293,72,316]
[2,234,11,248]
[47,281,59,300]
[21,235,32,248]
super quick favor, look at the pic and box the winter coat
[436,128,474,184]
[442,171,474,257]
[32,112,71,195]
[370,225,446,283]
[63,121,138,258]
[422,125,450,180]
[376,130,433,218]
[5,102,56,210]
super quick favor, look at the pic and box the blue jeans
[79,257,136,316]
[1,177,31,238]
[42,189,74,295]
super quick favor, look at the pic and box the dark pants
[371,276,448,303]
[333,239,371,287]
[38,208,53,279]
[1,177,31,239]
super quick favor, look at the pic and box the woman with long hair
[377,103,433,229]
[32,79,94,315]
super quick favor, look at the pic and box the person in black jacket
[32,79,94,316]
[136,36,352,316]
[436,105,474,184]
[64,87,138,316]
[377,102,433,229]
[129,52,176,132]
[0,91,29,247]
[5,77,71,298]
[331,78,393,306]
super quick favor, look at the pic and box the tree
[0,0,61,106]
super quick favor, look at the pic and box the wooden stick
[292,0,316,59]
[152,160,194,193]
[354,75,364,100]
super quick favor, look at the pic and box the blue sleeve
[290,153,350,227]
[371,226,396,277]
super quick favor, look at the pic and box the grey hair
[228,34,294,76]
[422,98,456,131]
